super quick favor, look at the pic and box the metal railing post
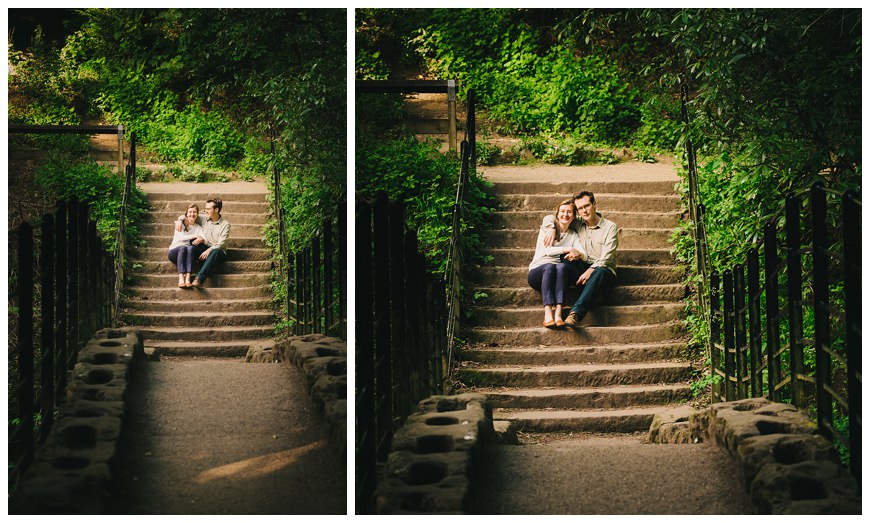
[39,215,55,441]
[811,183,833,439]
[763,222,781,402]
[842,190,861,484]
[785,193,805,407]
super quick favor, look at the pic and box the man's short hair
[573,191,595,204]
[207,198,223,212]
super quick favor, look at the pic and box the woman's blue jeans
[528,262,580,306]
[168,244,207,274]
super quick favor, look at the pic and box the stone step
[122,298,273,313]
[469,383,692,410]
[467,303,685,328]
[488,180,679,196]
[134,247,271,262]
[140,222,266,237]
[456,361,693,388]
[481,247,674,267]
[482,228,672,250]
[469,265,684,287]
[143,340,256,358]
[140,235,266,249]
[497,193,680,213]
[148,200,270,214]
[143,211,270,225]
[494,406,678,433]
[129,273,270,288]
[131,260,273,274]
[469,285,686,308]
[491,210,681,230]
[458,341,687,365]
[126,286,269,300]
[124,311,274,327]
[136,325,274,341]
[143,191,269,203]
[464,321,686,346]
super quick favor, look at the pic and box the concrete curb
[649,398,860,514]
[246,334,347,457]
[375,393,495,514]
[10,328,145,514]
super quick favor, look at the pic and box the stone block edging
[375,393,495,514]
[649,398,860,514]
[11,327,145,514]
[246,334,347,457]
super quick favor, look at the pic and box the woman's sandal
[554,318,565,328]
[543,319,556,329]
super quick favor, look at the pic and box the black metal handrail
[112,132,137,324]
[9,199,115,491]
[268,132,346,339]
[708,184,861,483]
[355,195,448,514]
[680,85,713,356]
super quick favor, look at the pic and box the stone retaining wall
[649,398,860,514]
[10,328,145,514]
[246,334,347,456]
[374,393,495,514]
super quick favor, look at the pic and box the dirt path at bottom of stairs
[466,433,756,515]
[114,357,346,515]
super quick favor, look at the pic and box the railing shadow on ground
[679,85,862,486]
[8,125,138,493]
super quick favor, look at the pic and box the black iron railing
[9,199,115,490]
[269,133,346,339]
[355,195,449,514]
[708,184,861,483]
[8,125,136,490]
[444,138,472,377]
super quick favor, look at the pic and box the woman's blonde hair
[553,198,576,242]
[183,203,199,231]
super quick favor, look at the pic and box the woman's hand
[542,228,556,247]
[576,267,595,285]
[564,248,583,261]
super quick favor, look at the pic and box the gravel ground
[114,357,346,515]
[467,433,756,515]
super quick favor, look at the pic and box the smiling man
[542,190,618,328]
[175,197,231,287]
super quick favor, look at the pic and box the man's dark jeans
[195,249,227,283]
[570,261,616,320]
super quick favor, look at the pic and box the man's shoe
[191,278,202,287]
[564,311,581,329]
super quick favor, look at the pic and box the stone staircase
[122,182,275,356]
[457,167,694,434]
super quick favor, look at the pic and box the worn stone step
[143,191,269,203]
[469,265,684,287]
[497,193,680,213]
[468,285,686,308]
[456,361,693,388]
[467,303,685,328]
[143,340,256,358]
[458,341,687,365]
[469,383,692,410]
[482,228,672,250]
[490,210,681,230]
[131,260,273,274]
[124,311,274,327]
[481,247,675,267]
[464,321,686,346]
[488,180,679,196]
[140,223,266,237]
[140,235,266,249]
[148,200,270,214]
[136,325,274,341]
[126,286,269,300]
[144,210,270,225]
[122,298,273,313]
[129,273,270,288]
[134,247,271,262]
[494,406,676,433]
